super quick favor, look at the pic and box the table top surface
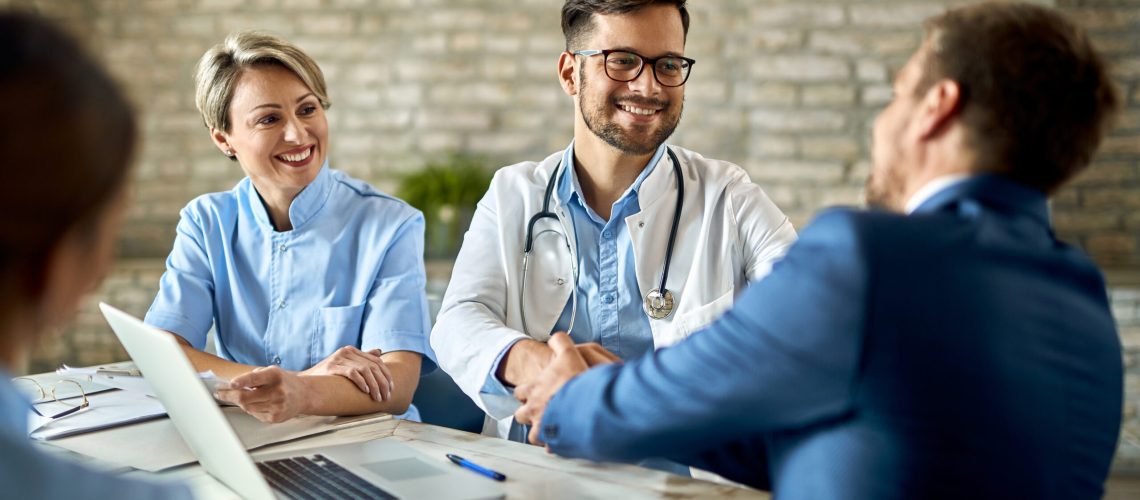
[110,416,767,499]
[23,360,764,499]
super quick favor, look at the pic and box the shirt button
[277,300,286,310]
[602,293,614,304]
[602,230,613,239]
[278,243,287,252]
[272,356,281,365]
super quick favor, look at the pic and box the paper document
[57,365,229,396]
[14,370,117,404]
[43,407,380,471]
[28,389,167,440]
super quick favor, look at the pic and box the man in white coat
[431,0,797,442]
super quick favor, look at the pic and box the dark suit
[539,175,1122,499]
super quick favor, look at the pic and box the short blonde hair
[194,31,331,132]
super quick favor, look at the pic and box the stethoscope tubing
[519,148,684,335]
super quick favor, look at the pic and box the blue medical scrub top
[145,163,436,418]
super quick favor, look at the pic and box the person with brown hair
[514,2,1124,498]
[431,0,796,444]
[0,11,190,498]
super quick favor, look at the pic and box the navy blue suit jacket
[540,176,1123,499]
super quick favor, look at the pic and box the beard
[864,172,893,210]
[864,155,907,211]
[578,66,682,156]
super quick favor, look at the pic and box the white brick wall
[2,0,1139,470]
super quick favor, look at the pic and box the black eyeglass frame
[572,49,696,87]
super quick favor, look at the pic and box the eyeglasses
[572,49,696,87]
[14,377,90,421]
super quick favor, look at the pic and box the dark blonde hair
[194,31,331,133]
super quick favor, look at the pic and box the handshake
[501,334,622,446]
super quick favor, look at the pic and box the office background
[2,0,1138,469]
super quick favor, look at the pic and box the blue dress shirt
[552,141,663,356]
[482,143,676,453]
[146,163,436,418]
[0,375,192,498]
[483,143,664,396]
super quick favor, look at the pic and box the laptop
[99,303,505,500]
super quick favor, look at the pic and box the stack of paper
[24,364,230,440]
[46,408,392,472]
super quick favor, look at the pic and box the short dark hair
[0,12,137,307]
[916,2,1120,194]
[561,0,690,51]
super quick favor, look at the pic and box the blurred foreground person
[0,11,191,499]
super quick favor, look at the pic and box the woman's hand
[215,366,310,423]
[302,346,393,402]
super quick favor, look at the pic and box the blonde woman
[145,32,433,422]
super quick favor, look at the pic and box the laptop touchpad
[361,457,446,481]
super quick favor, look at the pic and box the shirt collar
[905,174,971,214]
[556,140,666,209]
[247,160,334,231]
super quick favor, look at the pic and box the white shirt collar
[905,174,972,214]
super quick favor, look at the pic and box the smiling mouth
[618,103,661,116]
[276,145,314,164]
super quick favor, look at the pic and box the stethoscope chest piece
[644,288,675,319]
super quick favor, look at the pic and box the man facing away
[513,2,1124,498]
[431,0,797,442]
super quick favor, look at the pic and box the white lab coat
[430,146,798,438]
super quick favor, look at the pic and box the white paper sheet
[44,407,346,472]
[57,365,229,396]
[28,390,168,440]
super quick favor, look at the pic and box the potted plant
[397,154,494,261]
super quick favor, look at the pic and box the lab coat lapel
[625,149,680,341]
[524,154,577,341]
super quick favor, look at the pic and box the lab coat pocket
[313,304,366,365]
[668,290,734,342]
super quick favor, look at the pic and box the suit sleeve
[540,210,867,464]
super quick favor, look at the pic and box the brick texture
[3,0,1140,470]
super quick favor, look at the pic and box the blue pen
[446,454,507,481]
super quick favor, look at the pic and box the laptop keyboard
[257,454,399,500]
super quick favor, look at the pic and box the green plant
[397,154,494,259]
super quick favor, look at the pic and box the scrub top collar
[556,141,667,211]
[247,160,334,232]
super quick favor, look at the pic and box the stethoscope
[519,148,684,336]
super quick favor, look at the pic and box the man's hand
[215,366,311,423]
[497,338,553,387]
[514,333,616,445]
[498,335,621,388]
[302,346,392,402]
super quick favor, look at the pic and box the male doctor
[513,2,1123,498]
[431,0,796,441]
